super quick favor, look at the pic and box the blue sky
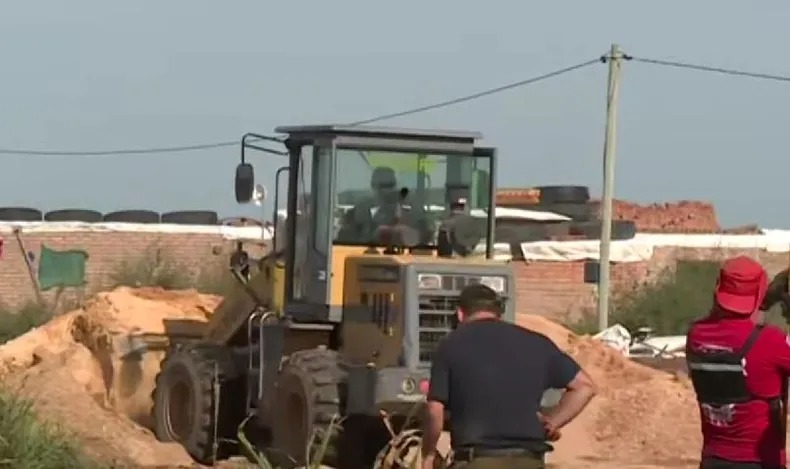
[1,1,788,227]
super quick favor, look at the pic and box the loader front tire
[270,347,346,468]
[152,344,242,465]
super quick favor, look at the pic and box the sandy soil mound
[0,286,222,468]
[0,286,702,468]
[517,315,700,468]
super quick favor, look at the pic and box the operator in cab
[337,166,402,243]
[421,284,597,468]
[686,256,790,469]
[337,165,432,246]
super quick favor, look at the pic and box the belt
[452,447,542,462]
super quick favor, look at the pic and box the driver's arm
[337,202,376,244]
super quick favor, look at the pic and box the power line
[0,141,238,156]
[349,58,601,125]
[633,56,790,83]
[0,58,601,156]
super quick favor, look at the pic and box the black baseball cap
[458,283,504,316]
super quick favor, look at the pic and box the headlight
[480,276,506,293]
[418,273,442,289]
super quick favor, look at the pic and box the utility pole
[597,43,624,332]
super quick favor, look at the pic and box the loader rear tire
[152,344,243,465]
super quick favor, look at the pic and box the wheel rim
[165,376,194,440]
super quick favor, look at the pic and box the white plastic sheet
[593,324,632,355]
[0,221,273,241]
[519,231,790,263]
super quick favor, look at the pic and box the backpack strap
[738,323,766,358]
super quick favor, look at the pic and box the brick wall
[513,246,789,323]
[0,228,267,310]
[512,257,653,323]
[1,228,787,323]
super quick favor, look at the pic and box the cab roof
[274,124,483,142]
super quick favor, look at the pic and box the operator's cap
[371,166,396,189]
[714,256,768,315]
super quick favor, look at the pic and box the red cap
[714,256,768,315]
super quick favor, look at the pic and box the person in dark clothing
[421,284,597,469]
[686,256,790,469]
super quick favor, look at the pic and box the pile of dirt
[516,315,700,467]
[0,285,702,468]
[0,287,222,468]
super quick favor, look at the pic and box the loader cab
[235,125,497,323]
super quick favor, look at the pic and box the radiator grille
[417,294,459,364]
[417,274,509,364]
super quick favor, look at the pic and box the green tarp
[37,245,89,291]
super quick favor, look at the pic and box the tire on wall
[535,185,591,204]
[103,210,161,224]
[570,220,637,240]
[44,209,103,223]
[161,210,220,225]
[0,207,43,221]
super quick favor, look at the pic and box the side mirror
[235,163,255,203]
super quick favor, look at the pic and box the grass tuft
[0,390,101,468]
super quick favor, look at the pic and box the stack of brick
[495,188,541,206]
[590,200,721,233]
[495,185,733,234]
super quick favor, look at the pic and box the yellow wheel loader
[150,124,516,468]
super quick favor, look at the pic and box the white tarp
[519,238,653,263]
[0,221,274,242]
[470,206,570,222]
[593,324,686,358]
[6,220,790,265]
[472,242,515,261]
[519,231,790,263]
[0,220,515,259]
[629,335,686,358]
[317,205,571,222]
[593,324,632,355]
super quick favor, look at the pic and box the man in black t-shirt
[421,284,597,469]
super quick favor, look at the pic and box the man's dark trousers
[700,456,786,469]
[450,455,545,468]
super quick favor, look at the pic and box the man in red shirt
[687,256,790,469]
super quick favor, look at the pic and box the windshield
[333,148,492,250]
